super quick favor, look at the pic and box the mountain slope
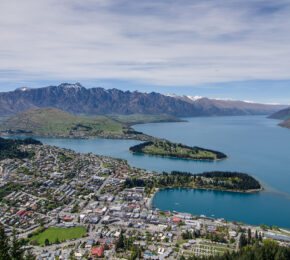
[268,107,290,129]
[168,94,287,116]
[279,119,290,129]
[0,108,152,140]
[268,107,290,120]
[0,83,286,118]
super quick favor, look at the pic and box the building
[91,245,105,258]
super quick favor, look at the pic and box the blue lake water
[29,115,290,227]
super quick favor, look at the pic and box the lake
[35,115,290,227]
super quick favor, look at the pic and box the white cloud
[0,0,290,86]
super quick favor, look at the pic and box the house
[91,245,105,258]
[172,217,181,223]
[63,216,73,222]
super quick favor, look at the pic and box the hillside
[129,140,227,161]
[0,137,41,160]
[279,119,290,129]
[125,171,261,192]
[107,114,185,125]
[268,107,290,129]
[0,83,286,118]
[268,107,290,120]
[0,108,153,140]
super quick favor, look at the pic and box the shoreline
[0,133,155,142]
[147,185,264,211]
[150,185,263,200]
[130,151,227,162]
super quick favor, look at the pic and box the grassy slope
[0,108,127,137]
[130,140,227,161]
[29,226,86,245]
[107,113,185,125]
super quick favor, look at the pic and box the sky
[0,0,290,104]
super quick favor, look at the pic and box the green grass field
[29,226,86,245]
[0,108,127,137]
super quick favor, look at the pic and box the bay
[30,115,290,227]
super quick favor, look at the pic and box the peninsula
[0,108,154,141]
[129,140,227,161]
[268,107,290,129]
[125,171,262,193]
[1,138,284,260]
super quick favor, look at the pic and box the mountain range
[0,83,286,118]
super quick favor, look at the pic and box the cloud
[0,0,290,86]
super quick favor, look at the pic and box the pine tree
[44,238,50,246]
[10,229,24,260]
[255,230,258,240]
[239,233,247,249]
[0,225,11,260]
[115,230,125,251]
[247,228,251,244]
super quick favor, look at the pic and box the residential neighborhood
[0,143,289,259]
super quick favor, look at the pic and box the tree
[255,230,258,240]
[0,225,11,260]
[10,229,24,260]
[247,228,252,244]
[44,239,50,246]
[115,230,125,251]
[239,233,247,249]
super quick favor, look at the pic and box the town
[0,142,290,259]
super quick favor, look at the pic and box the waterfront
[35,115,290,227]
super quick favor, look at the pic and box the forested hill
[124,171,262,193]
[0,83,285,118]
[0,137,42,160]
[129,140,227,161]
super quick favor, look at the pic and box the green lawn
[29,226,86,245]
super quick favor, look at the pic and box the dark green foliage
[124,171,261,192]
[197,171,261,190]
[44,238,50,246]
[0,183,23,201]
[10,229,24,260]
[183,240,290,260]
[129,140,227,161]
[0,225,35,260]
[0,137,42,160]
[115,230,125,251]
[129,141,153,153]
[0,225,11,260]
[123,129,143,135]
